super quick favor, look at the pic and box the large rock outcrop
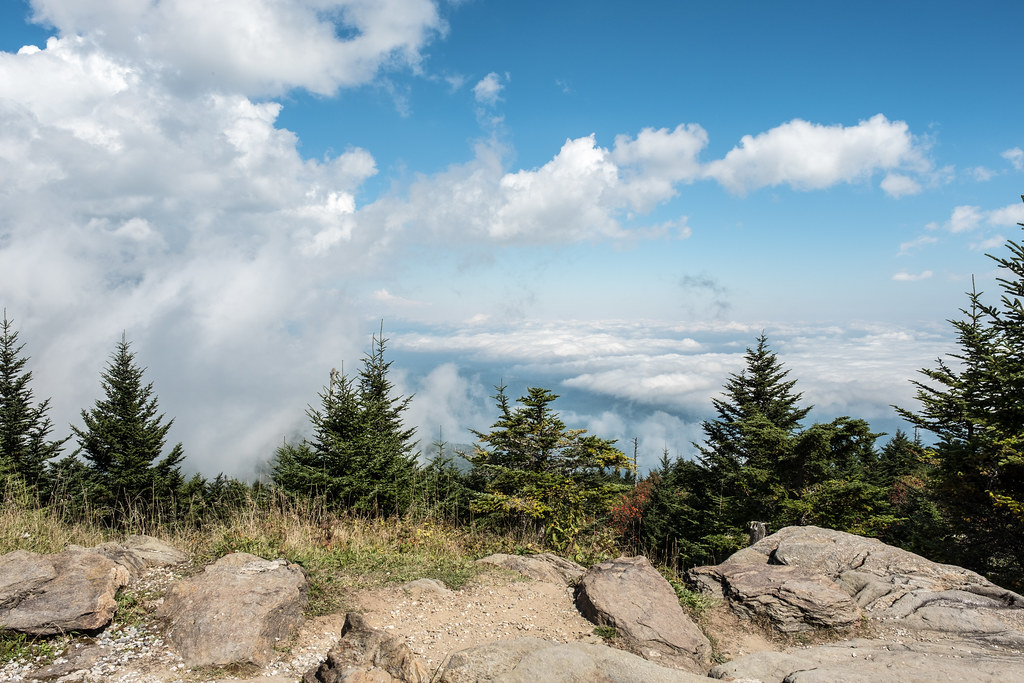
[156,552,308,667]
[439,638,711,683]
[574,555,710,672]
[689,525,1024,643]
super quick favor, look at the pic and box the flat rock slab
[475,553,585,585]
[120,534,188,567]
[0,548,131,635]
[156,552,308,667]
[732,526,1023,612]
[440,638,711,683]
[710,637,1024,682]
[575,555,710,672]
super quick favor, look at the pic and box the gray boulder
[710,637,1024,682]
[156,552,308,667]
[575,555,710,672]
[0,548,131,635]
[440,638,711,683]
[303,612,429,683]
[475,553,585,585]
[688,562,861,632]
[730,525,1022,612]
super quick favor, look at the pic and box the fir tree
[0,311,65,487]
[71,334,184,516]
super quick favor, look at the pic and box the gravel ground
[352,571,603,672]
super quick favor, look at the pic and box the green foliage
[469,385,633,548]
[0,311,65,489]
[414,432,474,523]
[272,326,418,516]
[896,196,1024,588]
[695,334,811,529]
[658,565,717,621]
[628,335,914,570]
[0,631,64,667]
[70,334,184,520]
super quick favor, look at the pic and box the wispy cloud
[473,72,506,106]
[1003,147,1023,171]
[897,235,938,255]
[971,166,997,182]
[880,173,922,198]
[892,270,934,282]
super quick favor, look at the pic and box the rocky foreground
[2,526,1023,682]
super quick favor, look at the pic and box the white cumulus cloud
[703,114,929,195]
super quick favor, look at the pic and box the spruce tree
[71,334,184,516]
[272,326,418,515]
[695,333,811,530]
[0,311,65,487]
[354,327,418,514]
[897,200,1024,586]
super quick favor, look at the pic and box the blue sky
[1,0,1022,476]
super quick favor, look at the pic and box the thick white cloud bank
[0,1,973,475]
[25,0,442,96]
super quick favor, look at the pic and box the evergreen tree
[272,327,418,515]
[695,333,811,529]
[776,416,891,534]
[354,327,418,514]
[71,334,184,516]
[872,430,943,558]
[872,429,922,488]
[631,451,710,568]
[0,311,66,487]
[415,429,473,523]
[691,334,893,549]
[897,198,1024,586]
[470,385,632,547]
